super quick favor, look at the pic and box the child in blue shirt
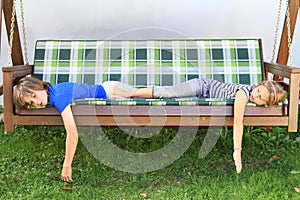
[13,77,133,182]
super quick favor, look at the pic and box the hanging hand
[233,148,242,173]
[61,165,73,183]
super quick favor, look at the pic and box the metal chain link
[285,2,293,66]
[271,0,283,63]
[7,0,29,66]
[7,0,17,66]
[20,0,29,65]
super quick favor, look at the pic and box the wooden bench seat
[2,39,300,132]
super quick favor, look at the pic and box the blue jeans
[153,78,212,99]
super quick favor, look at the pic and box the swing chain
[7,0,17,66]
[286,2,293,66]
[271,0,293,66]
[271,0,283,63]
[7,0,29,66]
[20,0,29,65]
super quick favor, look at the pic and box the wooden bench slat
[16,105,286,116]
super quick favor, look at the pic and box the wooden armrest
[1,65,34,97]
[2,65,33,78]
[0,65,33,96]
[264,62,300,79]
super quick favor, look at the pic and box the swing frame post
[276,0,299,67]
[0,0,27,96]
[2,0,23,65]
[1,0,31,132]
[277,0,300,132]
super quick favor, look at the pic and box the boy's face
[249,85,270,105]
[23,89,48,107]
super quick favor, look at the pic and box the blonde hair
[13,77,50,110]
[260,80,286,107]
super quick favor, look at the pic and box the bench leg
[3,118,15,133]
[3,100,15,133]
[288,73,300,132]
[2,71,15,133]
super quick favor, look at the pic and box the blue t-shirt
[48,82,107,113]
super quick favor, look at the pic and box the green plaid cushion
[33,39,263,87]
[72,98,281,107]
[32,39,264,107]
[28,98,282,109]
[73,98,236,106]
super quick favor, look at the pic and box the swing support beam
[0,1,299,133]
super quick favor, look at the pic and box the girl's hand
[61,165,73,183]
[233,149,242,173]
[233,90,247,174]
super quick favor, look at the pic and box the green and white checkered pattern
[33,39,263,87]
[73,98,236,106]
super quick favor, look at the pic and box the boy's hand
[61,166,73,183]
[233,149,242,173]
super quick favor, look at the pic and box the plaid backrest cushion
[33,39,263,87]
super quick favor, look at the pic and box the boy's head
[13,77,50,110]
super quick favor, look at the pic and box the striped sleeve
[237,85,254,100]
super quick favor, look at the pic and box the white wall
[1,0,299,104]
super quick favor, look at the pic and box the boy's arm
[61,105,79,182]
[233,90,248,173]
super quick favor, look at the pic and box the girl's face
[249,85,270,105]
[23,90,48,107]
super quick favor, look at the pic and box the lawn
[0,124,300,199]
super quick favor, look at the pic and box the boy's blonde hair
[260,80,286,107]
[13,77,50,110]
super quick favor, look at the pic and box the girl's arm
[233,90,248,173]
[61,105,79,182]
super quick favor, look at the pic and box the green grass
[0,124,300,199]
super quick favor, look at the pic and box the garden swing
[1,0,300,133]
